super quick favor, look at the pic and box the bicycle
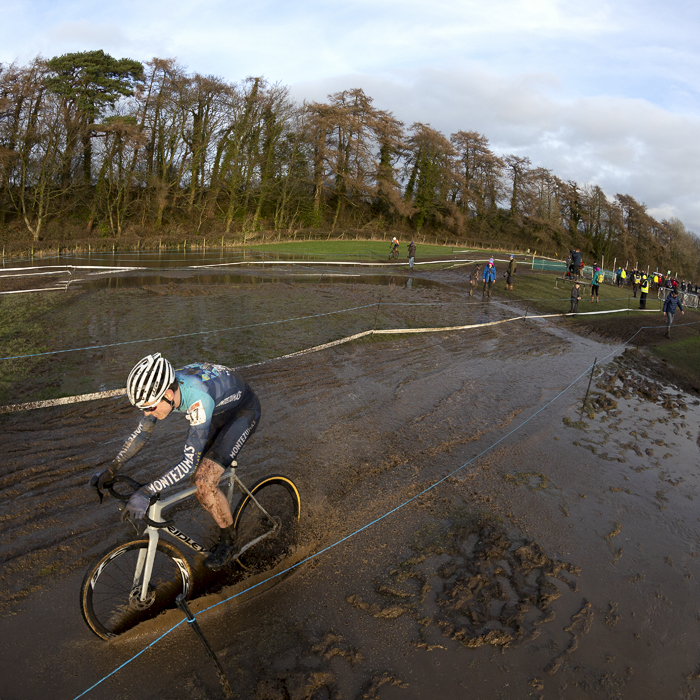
[80,462,301,640]
[388,246,399,260]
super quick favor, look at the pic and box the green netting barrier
[532,258,567,273]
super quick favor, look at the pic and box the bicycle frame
[131,462,279,603]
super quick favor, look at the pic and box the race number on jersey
[186,400,207,426]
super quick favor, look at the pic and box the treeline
[1,50,699,276]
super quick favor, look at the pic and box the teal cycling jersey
[115,363,253,496]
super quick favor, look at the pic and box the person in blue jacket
[663,289,684,338]
[90,353,261,570]
[482,258,497,297]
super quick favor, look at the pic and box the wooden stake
[580,357,597,418]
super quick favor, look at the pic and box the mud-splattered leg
[194,458,233,528]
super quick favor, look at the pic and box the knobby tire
[231,475,301,570]
[80,539,192,640]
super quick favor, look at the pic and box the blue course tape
[0,303,379,361]
[0,294,670,362]
[71,317,686,699]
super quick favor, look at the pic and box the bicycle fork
[132,530,160,602]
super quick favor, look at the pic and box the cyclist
[90,353,261,571]
[390,237,400,258]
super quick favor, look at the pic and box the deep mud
[2,264,700,700]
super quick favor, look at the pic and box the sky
[3,0,700,231]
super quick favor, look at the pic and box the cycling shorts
[202,392,261,469]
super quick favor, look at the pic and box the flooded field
[1,264,699,700]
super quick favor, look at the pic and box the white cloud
[45,21,130,51]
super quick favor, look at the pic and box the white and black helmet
[126,353,175,409]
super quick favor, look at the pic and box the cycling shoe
[204,540,237,571]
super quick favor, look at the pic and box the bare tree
[0,60,68,240]
[503,154,532,221]
[450,131,503,218]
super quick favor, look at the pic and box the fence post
[176,595,234,698]
[580,357,598,418]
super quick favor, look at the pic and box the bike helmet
[126,353,175,409]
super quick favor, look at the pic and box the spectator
[570,282,581,314]
[639,274,650,309]
[482,258,496,298]
[632,269,641,298]
[591,267,604,304]
[663,289,684,338]
[506,255,517,291]
[468,263,481,297]
[571,248,582,278]
[407,240,416,270]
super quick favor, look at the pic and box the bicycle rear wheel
[80,539,192,640]
[232,475,301,570]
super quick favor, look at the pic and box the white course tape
[0,305,662,414]
[0,388,126,414]
[0,265,144,272]
[0,270,68,278]
[0,287,67,295]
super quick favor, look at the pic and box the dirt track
[2,269,700,700]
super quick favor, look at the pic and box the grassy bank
[501,272,663,315]
[496,270,700,389]
[242,239,530,263]
[650,337,700,387]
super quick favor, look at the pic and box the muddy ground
[2,266,700,700]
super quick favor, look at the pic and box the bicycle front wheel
[80,539,192,640]
[232,475,301,570]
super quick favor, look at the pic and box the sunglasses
[141,395,175,412]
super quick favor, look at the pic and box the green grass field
[506,272,700,386]
[243,241,668,319]
[242,239,524,262]
[504,273,664,315]
[650,337,700,386]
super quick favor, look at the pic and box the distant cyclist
[90,353,261,571]
[390,236,400,258]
